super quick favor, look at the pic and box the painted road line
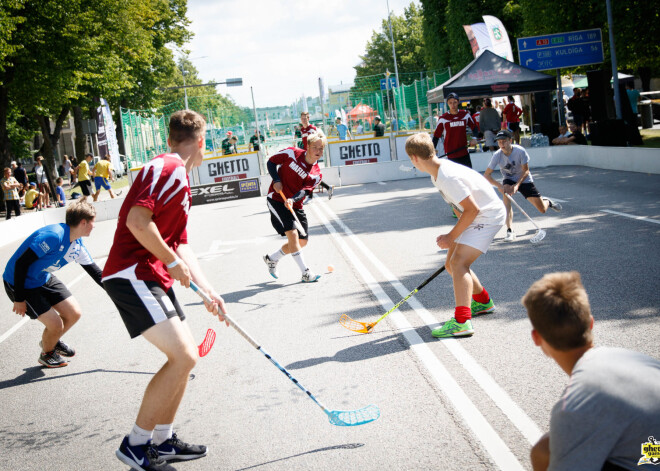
[315,198,543,445]
[601,210,660,225]
[311,203,525,471]
[0,259,105,346]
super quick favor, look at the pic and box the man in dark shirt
[249,130,265,153]
[373,116,385,137]
[222,135,238,155]
[567,121,587,145]
[13,161,28,198]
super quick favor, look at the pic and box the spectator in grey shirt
[479,98,501,151]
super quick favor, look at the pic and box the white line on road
[311,202,526,471]
[601,209,660,225]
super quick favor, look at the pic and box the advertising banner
[197,152,261,184]
[191,178,261,206]
[328,137,391,166]
[96,98,122,174]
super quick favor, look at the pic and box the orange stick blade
[339,314,376,334]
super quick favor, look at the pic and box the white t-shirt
[431,159,506,226]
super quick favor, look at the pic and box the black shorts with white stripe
[4,276,72,319]
[266,197,309,240]
[103,278,185,339]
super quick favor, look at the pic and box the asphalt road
[0,165,658,471]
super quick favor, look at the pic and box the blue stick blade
[327,404,380,427]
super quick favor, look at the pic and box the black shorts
[448,154,472,169]
[79,180,92,196]
[503,179,541,199]
[4,276,72,319]
[103,278,185,339]
[266,197,309,240]
[508,122,520,132]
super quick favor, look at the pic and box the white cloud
[185,0,419,108]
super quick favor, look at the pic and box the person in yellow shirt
[24,183,44,210]
[75,153,93,202]
[92,154,118,201]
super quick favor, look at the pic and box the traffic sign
[517,29,604,71]
[380,77,398,90]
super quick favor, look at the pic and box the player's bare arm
[437,195,480,249]
[176,244,228,324]
[483,168,505,193]
[125,205,192,287]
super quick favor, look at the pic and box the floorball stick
[505,194,546,244]
[190,281,380,427]
[340,265,446,334]
[198,328,216,357]
[278,190,307,236]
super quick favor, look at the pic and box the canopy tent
[427,50,557,103]
[347,103,377,124]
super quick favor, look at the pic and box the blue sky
[184,0,420,108]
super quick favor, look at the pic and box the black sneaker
[38,350,67,368]
[39,340,75,357]
[156,432,208,462]
[116,436,176,471]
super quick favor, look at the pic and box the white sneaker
[301,269,321,283]
[263,254,279,279]
[504,230,516,242]
[545,198,562,212]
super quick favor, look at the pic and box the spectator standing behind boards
[581,88,592,135]
[75,153,94,202]
[63,155,73,186]
[626,82,641,116]
[567,88,586,131]
[333,117,352,140]
[523,271,660,471]
[222,135,238,155]
[551,124,572,145]
[34,156,52,208]
[13,161,28,200]
[356,121,364,135]
[473,105,482,131]
[55,177,66,207]
[373,116,385,137]
[502,96,523,144]
[248,129,265,154]
[479,99,501,152]
[24,182,43,211]
[92,154,118,202]
[2,167,22,219]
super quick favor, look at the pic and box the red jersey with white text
[503,103,522,123]
[102,153,191,290]
[267,147,321,209]
[472,111,480,130]
[300,124,317,150]
[433,110,477,159]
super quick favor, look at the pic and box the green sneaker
[471,299,495,316]
[431,318,474,338]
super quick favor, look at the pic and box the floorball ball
[328,265,334,272]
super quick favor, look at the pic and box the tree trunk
[73,106,85,163]
[638,67,651,92]
[0,68,15,168]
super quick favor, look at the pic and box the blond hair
[307,130,328,148]
[522,271,593,351]
[405,133,435,160]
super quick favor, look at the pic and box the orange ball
[327,265,334,272]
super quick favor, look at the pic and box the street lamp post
[178,55,208,109]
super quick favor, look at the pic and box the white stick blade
[327,404,381,427]
[530,229,546,244]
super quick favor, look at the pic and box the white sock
[269,248,286,262]
[128,424,153,446]
[152,423,173,446]
[291,251,308,273]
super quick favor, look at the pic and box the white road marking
[377,181,386,185]
[601,210,660,225]
[311,202,527,471]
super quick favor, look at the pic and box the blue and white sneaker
[301,269,321,283]
[116,436,176,471]
[263,254,279,279]
[156,432,207,462]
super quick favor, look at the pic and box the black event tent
[427,50,557,103]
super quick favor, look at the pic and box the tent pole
[529,93,534,136]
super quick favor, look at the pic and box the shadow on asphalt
[0,366,154,391]
[235,443,364,470]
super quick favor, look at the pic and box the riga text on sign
[517,29,604,71]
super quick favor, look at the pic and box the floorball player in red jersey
[103,110,228,471]
[432,92,481,169]
[263,130,327,283]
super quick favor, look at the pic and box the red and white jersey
[300,124,317,150]
[473,111,481,130]
[267,147,321,209]
[503,103,522,123]
[103,153,191,290]
[433,110,477,159]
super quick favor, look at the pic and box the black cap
[446,92,460,102]
[495,130,512,140]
